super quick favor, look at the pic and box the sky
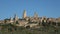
[0,0,60,20]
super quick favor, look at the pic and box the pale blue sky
[0,0,60,20]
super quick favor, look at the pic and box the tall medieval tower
[14,14,19,21]
[10,17,13,22]
[23,10,27,19]
[34,12,38,18]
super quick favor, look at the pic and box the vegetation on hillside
[0,23,60,34]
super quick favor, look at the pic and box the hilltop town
[0,10,60,34]
[0,10,60,28]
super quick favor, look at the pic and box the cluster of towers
[13,10,38,21]
[0,10,60,28]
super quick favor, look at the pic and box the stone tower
[14,14,19,21]
[34,12,38,18]
[10,17,13,22]
[23,10,27,19]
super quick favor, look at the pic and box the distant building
[23,10,27,19]
[0,10,60,28]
